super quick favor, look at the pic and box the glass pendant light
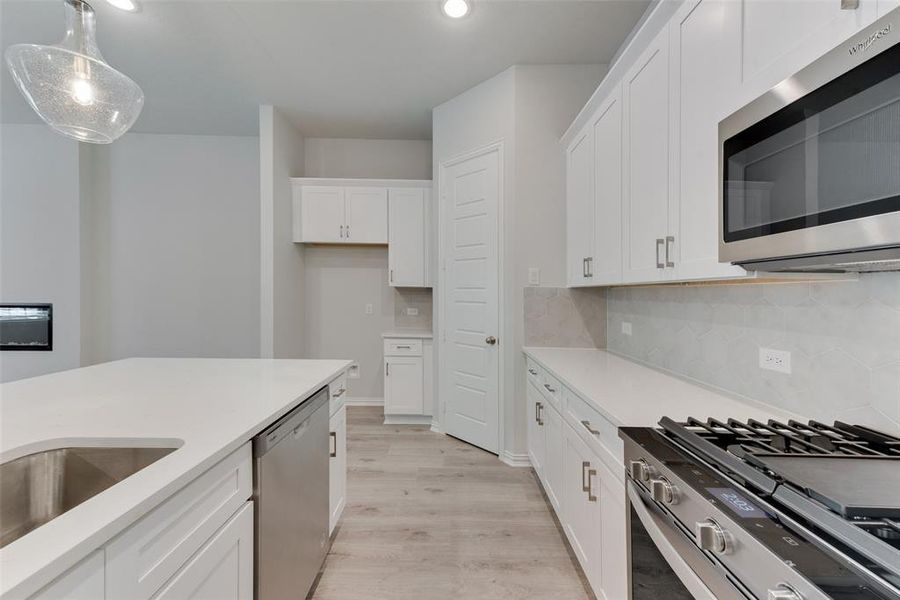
[5,0,144,144]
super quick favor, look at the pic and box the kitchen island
[0,357,351,599]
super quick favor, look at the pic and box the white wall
[86,133,260,361]
[301,137,433,400]
[305,138,431,179]
[432,65,605,458]
[260,106,306,358]
[0,125,82,382]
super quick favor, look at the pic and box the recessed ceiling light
[441,0,470,19]
[106,0,138,12]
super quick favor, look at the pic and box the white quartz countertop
[523,347,801,427]
[381,329,433,339]
[0,357,351,598]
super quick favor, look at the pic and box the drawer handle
[528,369,538,376]
[581,420,600,435]
[330,431,337,458]
[332,388,345,398]
[395,345,412,349]
[543,383,556,393]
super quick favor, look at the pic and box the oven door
[719,11,900,267]
[627,481,749,600]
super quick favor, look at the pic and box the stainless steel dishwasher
[253,385,330,600]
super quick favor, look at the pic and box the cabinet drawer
[106,444,252,600]
[538,371,562,411]
[383,338,423,356]
[563,388,624,483]
[29,550,105,600]
[329,371,348,415]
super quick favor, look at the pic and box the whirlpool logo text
[849,23,892,55]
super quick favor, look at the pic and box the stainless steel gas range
[620,418,900,600]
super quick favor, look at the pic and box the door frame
[436,140,506,456]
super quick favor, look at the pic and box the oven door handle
[628,481,743,600]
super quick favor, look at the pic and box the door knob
[485,336,497,345]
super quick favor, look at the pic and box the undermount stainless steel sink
[0,446,177,548]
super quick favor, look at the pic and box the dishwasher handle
[253,386,329,457]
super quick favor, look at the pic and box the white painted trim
[289,177,432,188]
[258,106,275,358]
[437,140,506,456]
[383,415,433,425]
[430,418,442,434]
[345,396,383,407]
[500,451,531,468]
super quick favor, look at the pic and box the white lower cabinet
[527,363,627,600]
[152,502,254,600]
[329,404,347,535]
[383,337,433,422]
[526,381,546,477]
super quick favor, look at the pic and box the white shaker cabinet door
[345,186,388,244]
[300,186,345,243]
[738,0,876,104]
[388,187,427,286]
[622,28,671,284]
[562,423,600,585]
[543,401,565,513]
[28,551,105,600]
[526,380,546,479]
[152,502,253,600]
[384,356,424,415]
[591,85,624,285]
[566,127,595,286]
[668,0,747,282]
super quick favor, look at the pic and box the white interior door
[441,147,500,454]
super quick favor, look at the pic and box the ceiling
[0,0,650,139]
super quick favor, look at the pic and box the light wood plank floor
[310,406,593,600]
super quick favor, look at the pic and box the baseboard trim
[500,451,531,468]
[383,415,433,425]
[429,418,442,434]
[345,396,383,407]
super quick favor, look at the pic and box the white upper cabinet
[738,0,877,105]
[345,186,388,243]
[388,187,431,287]
[566,128,595,286]
[591,85,623,285]
[668,0,747,282]
[299,186,345,243]
[622,28,670,284]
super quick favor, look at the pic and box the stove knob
[767,585,803,600]
[629,459,654,482]
[651,477,677,504]
[695,519,730,554]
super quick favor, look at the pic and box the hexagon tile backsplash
[606,274,900,436]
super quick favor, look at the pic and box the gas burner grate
[682,417,900,458]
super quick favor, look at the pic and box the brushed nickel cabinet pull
[656,238,665,269]
[385,362,389,376]
[587,468,597,502]
[340,224,344,239]
[582,461,591,492]
[537,402,544,426]
[544,383,556,393]
[330,431,337,458]
[665,235,675,268]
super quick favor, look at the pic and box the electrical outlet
[406,307,419,316]
[528,267,540,286]
[759,347,791,374]
[348,363,360,379]
[621,322,632,336]
[365,303,374,315]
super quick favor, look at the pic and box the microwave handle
[627,482,724,600]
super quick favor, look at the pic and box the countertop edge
[522,347,801,427]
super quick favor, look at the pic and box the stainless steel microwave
[719,10,900,272]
